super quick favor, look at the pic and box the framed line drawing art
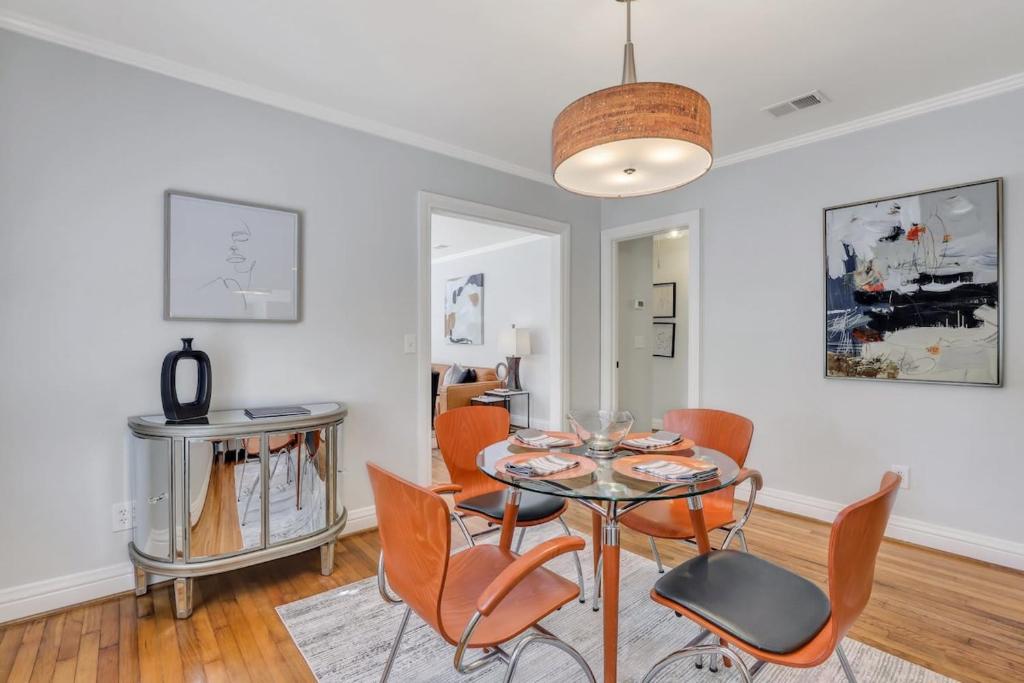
[653,322,676,358]
[824,178,1001,385]
[652,282,677,318]
[165,191,301,322]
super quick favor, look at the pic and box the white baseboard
[0,561,136,624]
[339,505,377,536]
[738,482,1024,570]
[1,505,380,625]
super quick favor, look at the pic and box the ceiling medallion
[552,0,713,198]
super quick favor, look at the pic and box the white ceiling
[431,214,541,262]
[3,1,1024,181]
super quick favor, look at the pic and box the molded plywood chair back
[435,406,510,502]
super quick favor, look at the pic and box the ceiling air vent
[762,90,829,118]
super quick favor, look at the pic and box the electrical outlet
[112,502,133,532]
[890,465,910,489]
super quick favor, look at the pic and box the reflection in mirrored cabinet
[127,402,347,618]
[186,435,263,561]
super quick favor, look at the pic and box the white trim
[735,482,1024,570]
[5,10,1024,185]
[417,193,572,486]
[338,505,378,537]
[431,233,547,265]
[600,211,702,411]
[0,504,380,624]
[0,11,551,187]
[716,71,1024,168]
[0,562,135,624]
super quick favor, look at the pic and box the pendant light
[552,0,713,198]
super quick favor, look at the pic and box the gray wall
[0,30,601,592]
[604,88,1024,543]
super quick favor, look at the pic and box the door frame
[600,209,702,412]
[417,192,571,485]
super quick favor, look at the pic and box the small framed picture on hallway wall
[652,322,675,358]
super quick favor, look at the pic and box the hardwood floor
[1,454,1021,682]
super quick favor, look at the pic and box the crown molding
[715,71,1024,168]
[431,233,547,264]
[3,11,1024,185]
[0,11,554,187]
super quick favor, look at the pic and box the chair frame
[640,472,901,683]
[434,406,587,602]
[373,479,596,683]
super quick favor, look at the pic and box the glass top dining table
[477,437,742,682]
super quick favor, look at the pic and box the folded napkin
[622,431,683,450]
[632,459,718,482]
[504,454,579,477]
[514,429,575,448]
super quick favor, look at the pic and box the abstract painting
[445,273,484,344]
[165,191,301,321]
[824,179,1001,385]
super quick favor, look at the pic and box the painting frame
[444,273,485,345]
[652,281,677,319]
[164,190,302,322]
[822,178,1003,387]
[652,321,676,358]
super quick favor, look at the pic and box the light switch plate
[403,334,417,354]
[634,335,646,349]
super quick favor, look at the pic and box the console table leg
[173,578,193,619]
[320,541,336,576]
[133,566,148,597]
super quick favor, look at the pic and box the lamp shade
[552,82,712,198]
[499,326,531,357]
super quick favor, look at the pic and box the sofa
[432,363,504,415]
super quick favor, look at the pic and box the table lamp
[499,324,531,391]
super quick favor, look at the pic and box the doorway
[601,211,701,425]
[417,194,571,484]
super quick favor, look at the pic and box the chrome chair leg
[649,536,665,573]
[452,512,475,548]
[236,455,248,501]
[592,553,603,612]
[836,642,858,683]
[502,632,596,683]
[556,517,586,603]
[641,644,752,683]
[379,606,411,682]
[514,527,527,553]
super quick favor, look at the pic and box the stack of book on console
[515,429,575,448]
[622,431,683,450]
[632,459,718,483]
[505,454,579,477]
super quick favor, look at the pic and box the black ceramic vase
[160,338,212,422]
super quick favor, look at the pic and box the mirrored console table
[127,402,347,618]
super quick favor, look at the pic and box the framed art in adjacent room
[165,191,302,322]
[445,273,484,344]
[652,281,677,318]
[652,321,675,358]
[824,178,1001,385]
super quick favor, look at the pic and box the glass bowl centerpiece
[568,410,634,457]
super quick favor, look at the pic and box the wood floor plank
[0,451,1020,683]
[28,612,66,683]
[7,619,45,683]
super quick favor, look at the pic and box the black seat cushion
[654,550,831,654]
[456,490,565,523]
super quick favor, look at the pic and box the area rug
[277,526,953,682]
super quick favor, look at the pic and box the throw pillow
[461,368,478,383]
[443,363,467,385]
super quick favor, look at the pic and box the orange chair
[434,406,586,601]
[620,409,759,572]
[640,472,901,682]
[367,463,596,681]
